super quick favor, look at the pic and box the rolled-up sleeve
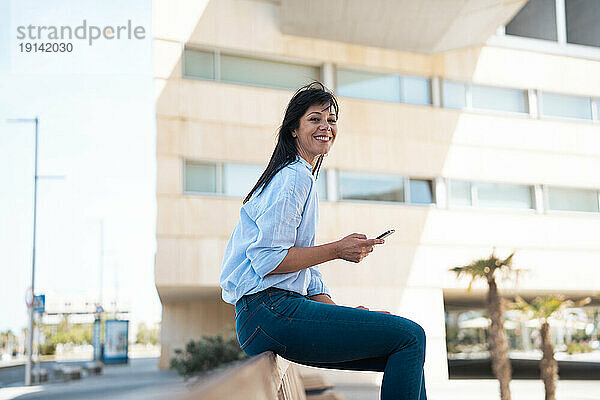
[246,194,303,278]
[307,266,331,297]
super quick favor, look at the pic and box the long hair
[242,81,339,204]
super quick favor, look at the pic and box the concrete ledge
[172,352,306,400]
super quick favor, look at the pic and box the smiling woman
[219,82,427,400]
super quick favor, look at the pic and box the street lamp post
[7,117,39,386]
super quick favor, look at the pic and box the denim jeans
[235,287,427,400]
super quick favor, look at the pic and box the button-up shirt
[220,154,331,305]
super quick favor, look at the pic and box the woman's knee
[401,319,426,349]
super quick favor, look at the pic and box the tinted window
[548,187,599,212]
[449,180,472,206]
[339,171,404,202]
[541,92,593,120]
[471,85,528,113]
[506,0,558,41]
[442,81,467,109]
[185,162,217,193]
[409,180,434,204]
[477,183,533,209]
[184,49,215,79]
[220,54,319,90]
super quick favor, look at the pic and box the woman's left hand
[355,305,391,314]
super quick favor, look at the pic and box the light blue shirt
[220,154,331,305]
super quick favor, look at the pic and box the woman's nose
[319,122,331,131]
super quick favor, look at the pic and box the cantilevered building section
[154,0,600,381]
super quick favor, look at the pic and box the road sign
[33,295,45,313]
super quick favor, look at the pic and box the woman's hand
[355,305,391,314]
[335,233,384,263]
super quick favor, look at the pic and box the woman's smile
[294,103,338,165]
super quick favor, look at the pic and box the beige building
[154,0,600,382]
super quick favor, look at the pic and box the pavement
[0,357,189,400]
[334,380,600,400]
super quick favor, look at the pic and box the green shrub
[566,342,593,354]
[170,334,248,378]
[39,342,56,356]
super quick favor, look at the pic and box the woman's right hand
[335,233,384,263]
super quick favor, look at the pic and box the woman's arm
[308,293,336,305]
[267,234,384,275]
[267,242,339,274]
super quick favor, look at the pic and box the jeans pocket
[266,293,303,319]
[239,326,287,357]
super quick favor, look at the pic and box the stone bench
[171,351,346,400]
[53,365,82,381]
[30,367,48,383]
[84,361,103,375]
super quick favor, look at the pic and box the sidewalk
[0,357,186,400]
[334,379,600,400]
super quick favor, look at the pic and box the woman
[219,82,427,400]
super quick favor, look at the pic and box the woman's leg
[235,290,427,400]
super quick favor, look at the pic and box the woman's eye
[328,119,336,123]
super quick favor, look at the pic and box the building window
[547,186,600,212]
[442,81,527,114]
[442,81,467,110]
[222,163,263,197]
[505,0,558,41]
[184,161,217,193]
[183,47,320,90]
[565,0,600,48]
[448,180,533,209]
[183,49,215,79]
[337,69,431,105]
[185,160,329,200]
[448,180,472,206]
[471,84,528,114]
[540,92,593,120]
[220,54,320,90]
[477,182,534,209]
[338,171,405,202]
[409,179,435,204]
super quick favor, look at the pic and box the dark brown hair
[243,82,339,204]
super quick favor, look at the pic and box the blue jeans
[235,287,427,400]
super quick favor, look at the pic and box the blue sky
[0,0,159,332]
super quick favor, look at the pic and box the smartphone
[376,229,395,240]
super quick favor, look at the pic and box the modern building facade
[154,0,600,381]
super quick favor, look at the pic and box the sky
[0,0,160,333]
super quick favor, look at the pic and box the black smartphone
[376,229,395,239]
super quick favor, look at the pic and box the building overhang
[280,0,528,54]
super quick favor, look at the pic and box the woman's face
[293,103,338,166]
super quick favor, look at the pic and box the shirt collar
[295,154,313,172]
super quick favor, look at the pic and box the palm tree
[450,250,518,400]
[511,295,591,400]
